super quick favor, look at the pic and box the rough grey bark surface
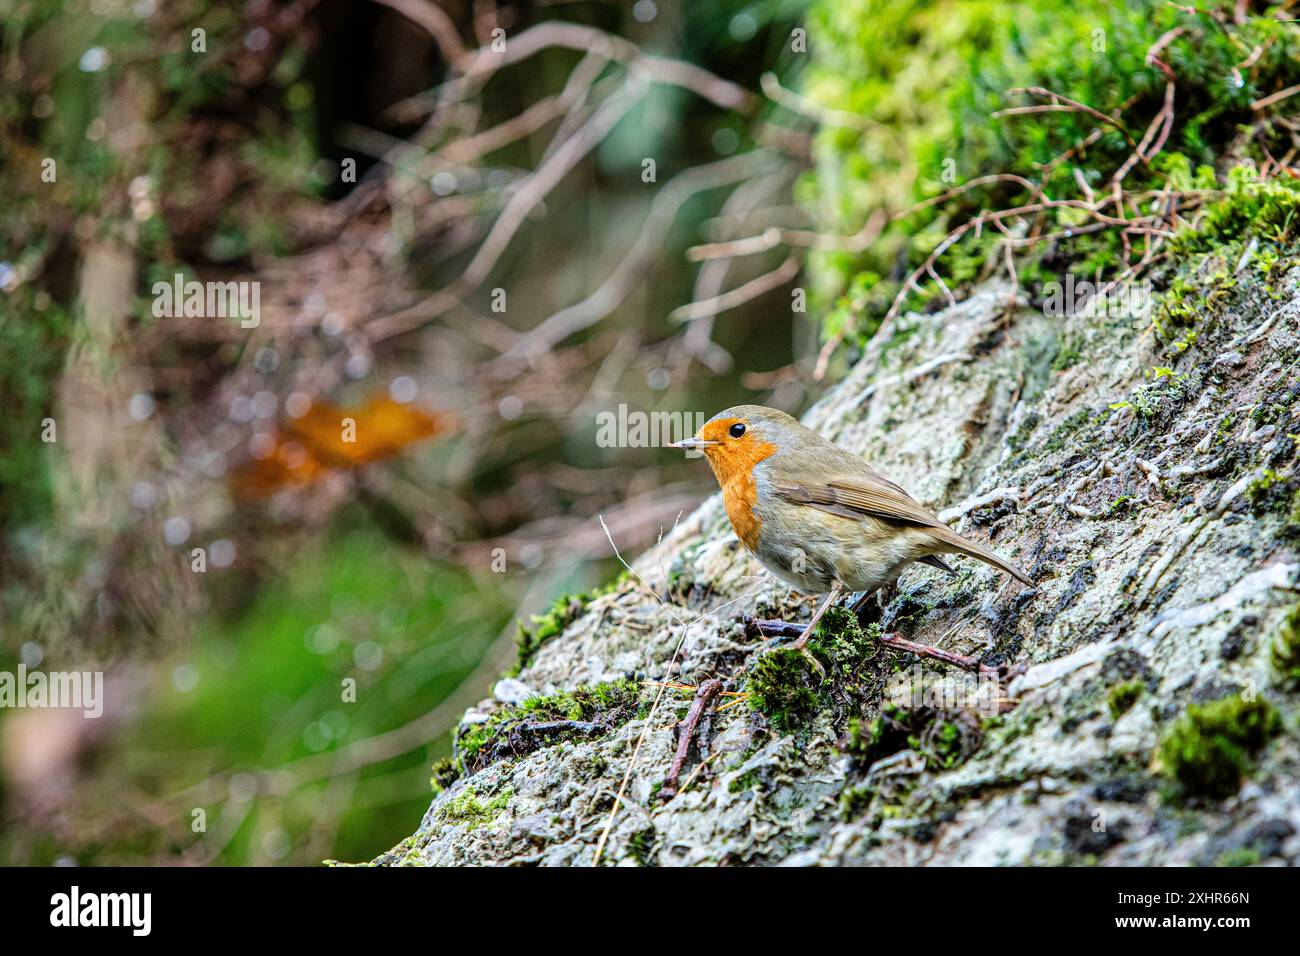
[378,276,1300,867]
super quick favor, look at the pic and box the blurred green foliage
[3,526,515,865]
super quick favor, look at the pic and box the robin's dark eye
[729,423,746,439]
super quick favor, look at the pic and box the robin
[669,405,1032,664]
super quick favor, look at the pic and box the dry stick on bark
[660,679,722,800]
[751,620,1014,679]
[879,632,1020,681]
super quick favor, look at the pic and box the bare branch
[371,0,470,69]
[367,78,651,343]
[500,149,780,361]
[451,21,757,114]
[1000,86,1135,144]
[1253,82,1300,111]
[669,253,802,323]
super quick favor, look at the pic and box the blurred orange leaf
[231,394,446,499]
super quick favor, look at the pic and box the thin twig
[1253,83,1300,111]
[760,71,885,132]
[660,679,722,799]
[371,0,471,69]
[501,150,780,361]
[1000,87,1135,145]
[368,79,650,342]
[669,253,802,323]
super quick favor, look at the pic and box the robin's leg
[788,583,843,652]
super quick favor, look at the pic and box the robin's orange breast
[707,439,777,552]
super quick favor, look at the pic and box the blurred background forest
[0,0,814,865]
[2,0,1297,865]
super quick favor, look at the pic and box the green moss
[810,607,880,676]
[727,768,761,795]
[440,786,513,827]
[745,606,882,733]
[510,573,630,676]
[1110,368,1197,423]
[626,827,657,866]
[1105,495,1135,519]
[746,650,824,735]
[1169,168,1300,258]
[429,756,462,795]
[1214,413,1236,447]
[1157,695,1281,800]
[1245,469,1300,536]
[1214,847,1261,868]
[1107,680,1145,719]
[456,677,644,774]
[839,783,875,819]
[1272,603,1300,689]
[1041,407,1103,454]
[512,594,588,676]
[846,704,981,772]
[0,300,73,531]
[1052,337,1083,373]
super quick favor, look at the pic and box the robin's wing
[770,473,945,530]
[771,473,1034,586]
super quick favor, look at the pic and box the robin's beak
[666,437,716,451]
[665,439,717,457]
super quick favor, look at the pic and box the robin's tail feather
[929,526,1034,587]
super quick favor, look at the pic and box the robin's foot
[786,626,826,678]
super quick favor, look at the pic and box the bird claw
[797,646,826,679]
[751,621,827,679]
